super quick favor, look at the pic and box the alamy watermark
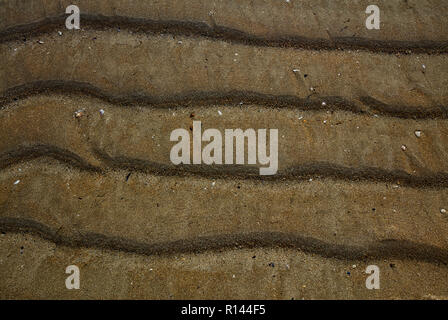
[65,5,80,30]
[365,265,380,289]
[365,5,380,30]
[65,265,80,289]
[64,4,381,32]
[170,121,278,175]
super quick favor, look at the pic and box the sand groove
[2,81,448,119]
[1,217,448,265]
[1,14,447,54]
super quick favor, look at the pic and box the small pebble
[37,40,44,44]
[441,208,447,214]
[99,109,105,115]
[74,109,85,118]
[414,130,421,138]
[321,101,326,106]
[58,31,63,36]
[13,180,20,185]
[401,145,407,151]
[218,110,222,116]
[292,69,300,73]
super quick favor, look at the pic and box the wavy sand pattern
[1,0,448,299]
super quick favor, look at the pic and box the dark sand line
[1,217,447,265]
[95,149,448,189]
[2,80,448,119]
[1,14,447,54]
[2,144,448,189]
[0,144,101,172]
